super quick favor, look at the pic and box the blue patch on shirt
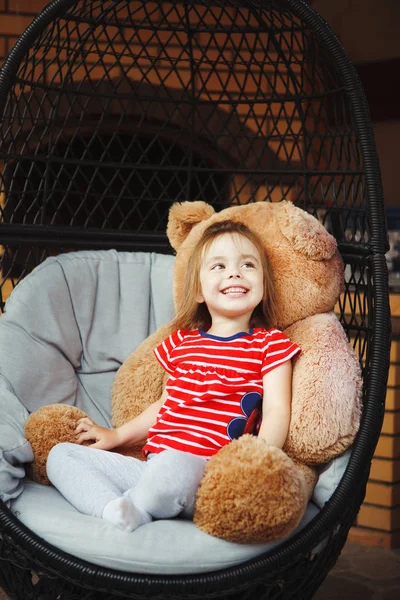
[227,391,262,440]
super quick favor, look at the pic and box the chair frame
[0,1,391,598]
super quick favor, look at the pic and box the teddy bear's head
[167,200,343,330]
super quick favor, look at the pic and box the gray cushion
[312,448,352,508]
[11,479,320,574]
[0,250,175,422]
[0,248,345,574]
[0,379,33,505]
[0,250,174,504]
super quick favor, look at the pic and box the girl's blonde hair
[171,219,278,331]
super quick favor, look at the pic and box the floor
[313,541,400,599]
[0,541,400,599]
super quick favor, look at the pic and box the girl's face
[197,232,264,325]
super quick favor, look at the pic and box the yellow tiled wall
[348,295,399,548]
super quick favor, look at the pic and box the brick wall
[348,298,400,549]
[0,1,48,63]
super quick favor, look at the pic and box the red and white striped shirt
[143,328,301,459]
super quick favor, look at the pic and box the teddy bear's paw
[193,435,310,544]
[25,404,88,485]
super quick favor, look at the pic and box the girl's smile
[221,286,249,296]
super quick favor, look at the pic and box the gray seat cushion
[1,250,175,503]
[0,249,346,574]
[11,479,319,574]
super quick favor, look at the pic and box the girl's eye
[242,262,255,268]
[211,263,224,270]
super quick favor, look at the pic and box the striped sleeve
[153,329,186,374]
[261,329,301,376]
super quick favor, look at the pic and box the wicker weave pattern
[0,1,374,248]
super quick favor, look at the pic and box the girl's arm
[257,360,292,449]
[75,388,168,450]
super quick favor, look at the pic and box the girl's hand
[75,417,120,450]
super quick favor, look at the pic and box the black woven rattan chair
[0,0,391,598]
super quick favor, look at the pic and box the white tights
[46,443,207,532]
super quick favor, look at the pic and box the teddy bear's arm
[284,312,363,464]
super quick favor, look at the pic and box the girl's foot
[102,497,150,532]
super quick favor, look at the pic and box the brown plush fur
[24,404,88,485]
[24,200,362,543]
[284,313,362,464]
[194,435,316,543]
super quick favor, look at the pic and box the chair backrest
[0,0,391,595]
[0,250,175,422]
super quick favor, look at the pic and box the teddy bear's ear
[276,201,338,260]
[167,201,216,251]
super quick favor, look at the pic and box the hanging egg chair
[0,1,390,598]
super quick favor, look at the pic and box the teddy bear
[24,199,362,544]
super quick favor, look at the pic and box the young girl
[46,219,301,532]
